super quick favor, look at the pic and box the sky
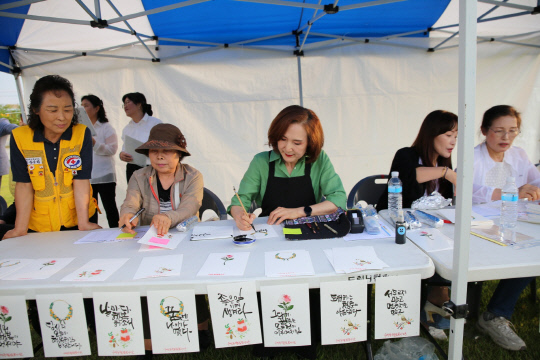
[0,72,20,105]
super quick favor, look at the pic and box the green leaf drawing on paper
[287,305,294,311]
[278,305,285,309]
[5,316,11,322]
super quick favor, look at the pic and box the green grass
[26,279,540,359]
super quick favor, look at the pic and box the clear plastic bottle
[500,176,518,242]
[388,171,403,220]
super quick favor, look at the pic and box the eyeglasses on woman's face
[489,128,520,138]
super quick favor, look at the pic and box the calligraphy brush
[233,186,257,232]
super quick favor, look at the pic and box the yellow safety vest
[12,124,96,232]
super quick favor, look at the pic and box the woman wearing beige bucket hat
[119,123,204,235]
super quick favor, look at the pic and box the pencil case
[283,208,350,240]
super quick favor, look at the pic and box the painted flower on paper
[420,231,434,240]
[221,255,234,265]
[278,294,293,314]
[0,306,11,324]
[40,260,57,270]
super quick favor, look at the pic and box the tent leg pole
[297,56,303,107]
[14,73,27,124]
[450,0,477,359]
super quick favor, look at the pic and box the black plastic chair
[200,187,228,220]
[346,174,389,209]
[0,195,7,216]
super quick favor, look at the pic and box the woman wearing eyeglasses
[473,105,540,351]
[473,105,540,204]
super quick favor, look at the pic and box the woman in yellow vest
[3,75,101,239]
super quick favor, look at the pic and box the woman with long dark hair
[118,92,161,182]
[81,94,120,228]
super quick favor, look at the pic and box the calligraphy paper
[146,290,199,354]
[320,281,367,345]
[133,254,183,279]
[406,229,454,252]
[327,247,389,273]
[137,226,185,250]
[190,225,234,241]
[374,274,421,339]
[207,282,262,348]
[60,258,129,282]
[0,296,34,358]
[93,292,145,356]
[260,283,311,347]
[36,293,91,357]
[265,250,314,277]
[0,259,33,280]
[74,229,144,244]
[196,252,250,277]
[237,224,279,239]
[3,258,75,280]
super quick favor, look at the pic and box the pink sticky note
[149,237,170,245]
[149,245,162,249]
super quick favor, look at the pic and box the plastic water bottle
[500,176,518,242]
[388,171,403,221]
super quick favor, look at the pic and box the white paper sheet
[237,224,279,239]
[326,247,389,274]
[320,281,367,345]
[146,290,200,354]
[190,225,234,241]
[264,250,314,277]
[472,203,501,218]
[133,254,183,279]
[60,258,129,282]
[196,252,250,277]
[3,258,75,280]
[260,284,311,347]
[36,293,91,357]
[207,282,262,348]
[93,292,145,356]
[124,135,147,167]
[374,274,421,339]
[74,229,144,244]
[0,296,34,358]
[0,259,33,279]
[76,107,96,137]
[435,208,494,227]
[137,226,185,250]
[138,244,168,252]
[406,229,454,253]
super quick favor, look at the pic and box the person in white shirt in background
[81,95,120,228]
[118,92,162,182]
[0,117,18,190]
[473,105,540,351]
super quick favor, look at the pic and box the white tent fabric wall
[17,38,540,214]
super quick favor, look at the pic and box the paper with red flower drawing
[406,229,453,253]
[2,258,75,280]
[0,259,34,280]
[36,293,91,357]
[0,296,34,358]
[196,252,250,276]
[93,292,145,356]
[260,283,311,347]
[374,274,421,339]
[146,289,200,354]
[60,258,129,282]
[133,254,183,279]
[264,250,314,277]
[207,281,262,348]
[320,280,367,345]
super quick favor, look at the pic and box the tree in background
[0,104,20,124]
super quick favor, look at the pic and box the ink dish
[233,235,256,247]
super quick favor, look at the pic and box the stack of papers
[521,202,540,224]
[264,249,314,277]
[324,246,388,273]
[137,225,186,250]
[436,209,494,227]
[74,229,145,244]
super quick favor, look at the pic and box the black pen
[121,208,145,229]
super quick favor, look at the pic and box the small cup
[233,235,256,247]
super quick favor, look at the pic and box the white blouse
[472,143,540,204]
[121,113,162,151]
[91,121,118,184]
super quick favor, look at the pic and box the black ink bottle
[395,210,406,245]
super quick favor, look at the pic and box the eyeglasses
[122,99,133,108]
[489,128,520,138]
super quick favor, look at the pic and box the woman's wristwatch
[304,206,312,217]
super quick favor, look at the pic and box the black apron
[260,151,317,217]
